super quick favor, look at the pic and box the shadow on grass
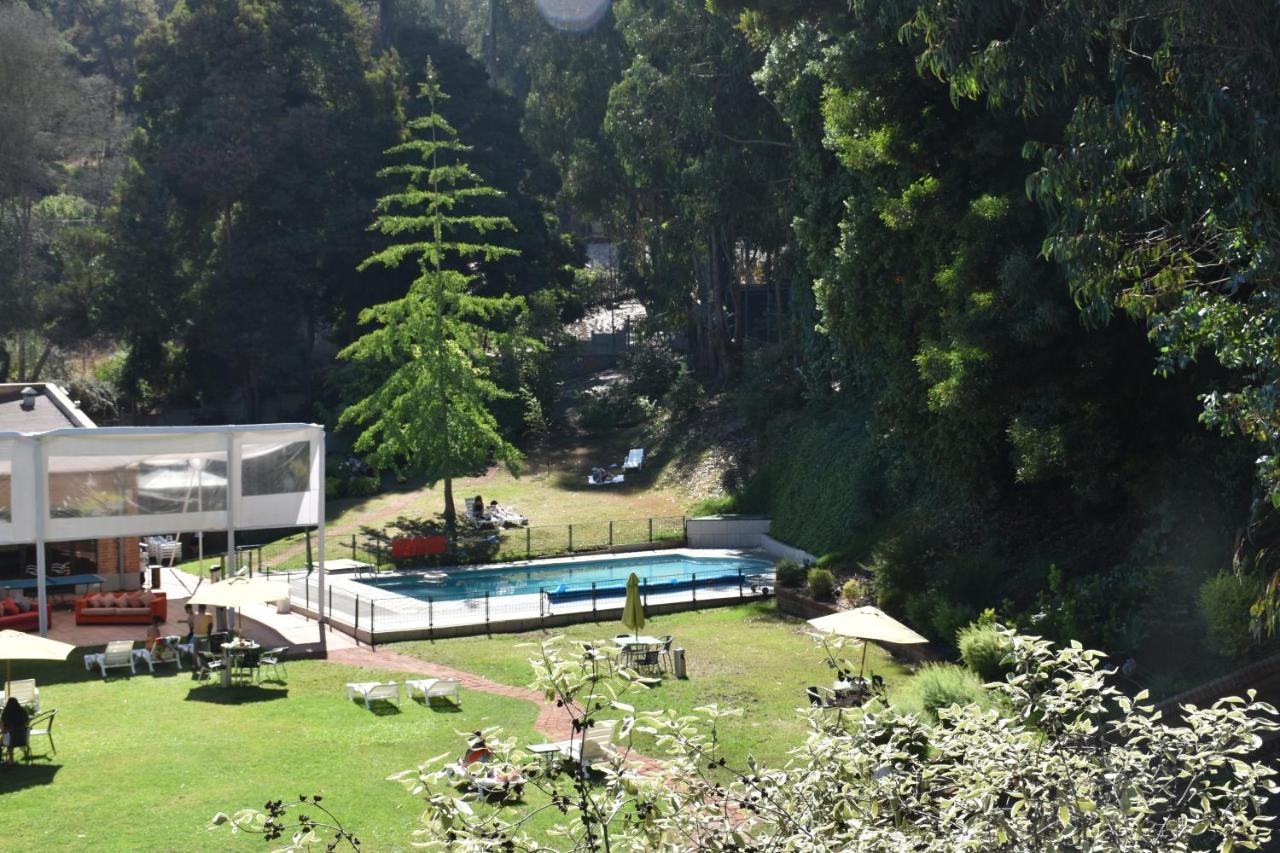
[0,763,61,792]
[184,685,288,704]
[351,699,402,716]
[413,698,463,713]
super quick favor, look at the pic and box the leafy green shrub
[869,535,933,614]
[345,475,380,498]
[808,567,836,601]
[842,577,868,605]
[324,476,346,501]
[663,367,703,420]
[690,495,738,517]
[1199,572,1259,660]
[910,663,986,722]
[775,559,806,588]
[623,336,682,399]
[957,622,1013,682]
[928,595,976,644]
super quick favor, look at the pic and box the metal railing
[289,563,776,644]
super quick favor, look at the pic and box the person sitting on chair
[463,731,494,766]
[1,696,29,763]
[146,615,175,662]
[472,495,485,520]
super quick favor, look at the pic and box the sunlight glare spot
[534,0,611,32]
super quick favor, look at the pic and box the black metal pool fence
[229,515,690,574]
[290,562,777,640]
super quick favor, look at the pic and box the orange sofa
[75,590,167,625]
[0,600,53,632]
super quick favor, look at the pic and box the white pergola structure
[0,423,327,636]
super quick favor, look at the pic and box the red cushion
[1,599,19,616]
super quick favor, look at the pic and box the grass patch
[0,657,542,851]
[392,601,913,769]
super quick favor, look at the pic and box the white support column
[33,440,49,636]
[316,442,326,626]
[225,431,239,585]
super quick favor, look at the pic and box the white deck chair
[99,640,137,678]
[2,678,39,712]
[549,720,618,765]
[623,448,645,471]
[406,677,462,706]
[345,681,401,710]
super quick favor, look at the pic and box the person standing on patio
[180,603,196,642]
[193,604,213,639]
[1,696,29,763]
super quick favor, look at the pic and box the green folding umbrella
[621,572,645,640]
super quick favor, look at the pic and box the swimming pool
[359,553,775,602]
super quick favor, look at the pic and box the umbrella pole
[5,659,9,697]
[859,641,868,680]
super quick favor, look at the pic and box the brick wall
[94,537,141,575]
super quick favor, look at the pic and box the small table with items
[220,639,261,687]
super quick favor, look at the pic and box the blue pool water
[359,553,775,602]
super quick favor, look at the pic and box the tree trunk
[443,475,456,544]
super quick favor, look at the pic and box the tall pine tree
[340,60,531,542]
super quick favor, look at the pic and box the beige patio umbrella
[0,629,75,696]
[807,606,928,678]
[189,575,290,637]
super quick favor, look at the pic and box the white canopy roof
[0,423,324,545]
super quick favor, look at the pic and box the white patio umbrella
[189,575,290,637]
[0,629,75,695]
[807,606,929,678]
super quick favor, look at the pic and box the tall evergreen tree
[340,61,532,542]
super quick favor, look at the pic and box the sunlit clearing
[535,0,610,32]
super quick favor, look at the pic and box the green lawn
[0,657,543,852]
[392,601,914,770]
[0,604,921,850]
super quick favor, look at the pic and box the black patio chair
[26,709,56,759]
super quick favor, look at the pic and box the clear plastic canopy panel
[0,424,323,546]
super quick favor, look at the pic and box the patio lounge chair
[2,678,39,713]
[99,640,137,678]
[622,448,645,471]
[346,681,402,710]
[543,719,618,766]
[406,677,462,706]
[141,638,182,673]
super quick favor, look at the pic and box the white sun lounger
[539,720,618,765]
[406,677,462,705]
[346,681,402,710]
[98,640,137,678]
[623,448,645,470]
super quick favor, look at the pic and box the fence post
[370,599,375,647]
[609,521,614,548]
[305,576,310,615]
[355,594,360,643]
[328,586,333,632]
[648,518,653,543]
[428,596,434,639]
[643,579,648,608]
[485,591,490,630]
[692,572,697,603]
[568,524,574,554]
[591,581,597,618]
[739,570,744,599]
[526,527,531,560]
[539,587,545,621]
[350,533,356,560]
